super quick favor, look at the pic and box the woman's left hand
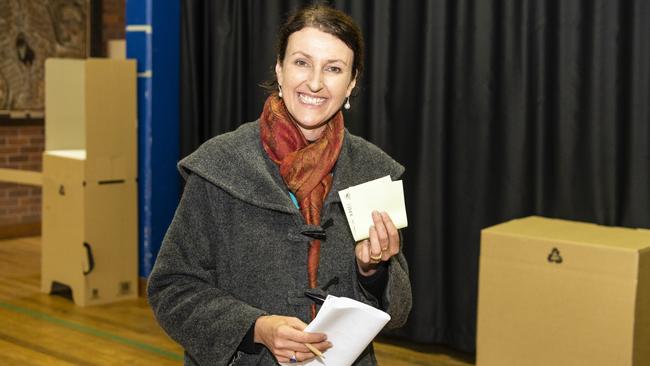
[355,211,400,276]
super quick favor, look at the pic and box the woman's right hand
[254,315,331,363]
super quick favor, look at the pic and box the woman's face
[276,27,356,141]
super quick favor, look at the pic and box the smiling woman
[147,4,412,366]
[275,27,356,141]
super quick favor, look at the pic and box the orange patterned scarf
[260,94,344,318]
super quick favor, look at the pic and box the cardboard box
[44,58,137,181]
[41,151,138,306]
[477,216,650,366]
[41,59,138,306]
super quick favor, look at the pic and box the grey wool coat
[147,121,412,366]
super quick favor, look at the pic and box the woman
[148,4,412,365]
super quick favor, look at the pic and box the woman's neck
[298,125,327,142]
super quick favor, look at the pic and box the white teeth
[298,93,326,105]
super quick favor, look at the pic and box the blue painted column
[126,0,180,277]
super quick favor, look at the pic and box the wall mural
[0,0,87,118]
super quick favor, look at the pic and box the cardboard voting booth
[41,58,138,306]
[477,216,650,366]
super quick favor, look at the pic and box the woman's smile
[297,92,327,106]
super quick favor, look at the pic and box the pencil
[304,343,325,359]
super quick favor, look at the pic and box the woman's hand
[355,211,400,276]
[254,315,331,363]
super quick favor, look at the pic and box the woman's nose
[307,70,323,92]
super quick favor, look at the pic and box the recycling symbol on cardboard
[547,247,563,264]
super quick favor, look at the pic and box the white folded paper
[283,295,391,366]
[338,175,408,241]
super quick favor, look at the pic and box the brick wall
[0,124,44,238]
[0,125,44,171]
[0,1,126,239]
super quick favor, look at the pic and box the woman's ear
[346,76,357,97]
[275,60,283,86]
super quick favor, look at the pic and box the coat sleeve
[147,174,267,365]
[356,231,412,329]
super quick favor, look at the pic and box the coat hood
[178,121,405,213]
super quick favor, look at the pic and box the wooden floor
[0,236,475,366]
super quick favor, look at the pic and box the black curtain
[180,0,650,353]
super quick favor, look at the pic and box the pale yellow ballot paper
[338,176,408,241]
[281,295,391,365]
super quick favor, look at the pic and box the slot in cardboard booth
[477,216,650,366]
[41,58,138,306]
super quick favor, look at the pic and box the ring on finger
[370,253,382,261]
[290,353,297,363]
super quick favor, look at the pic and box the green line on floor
[0,300,183,361]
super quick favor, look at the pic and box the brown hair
[263,4,364,91]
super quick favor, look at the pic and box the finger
[368,225,382,261]
[293,351,319,362]
[276,350,299,364]
[372,211,390,251]
[280,341,313,354]
[355,239,370,264]
[281,340,332,354]
[296,351,316,362]
[303,330,328,343]
[301,331,328,345]
[282,317,327,343]
[381,211,400,256]
[278,325,327,344]
[277,349,320,364]
[310,340,333,352]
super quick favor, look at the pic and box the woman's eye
[327,66,342,73]
[295,59,308,67]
